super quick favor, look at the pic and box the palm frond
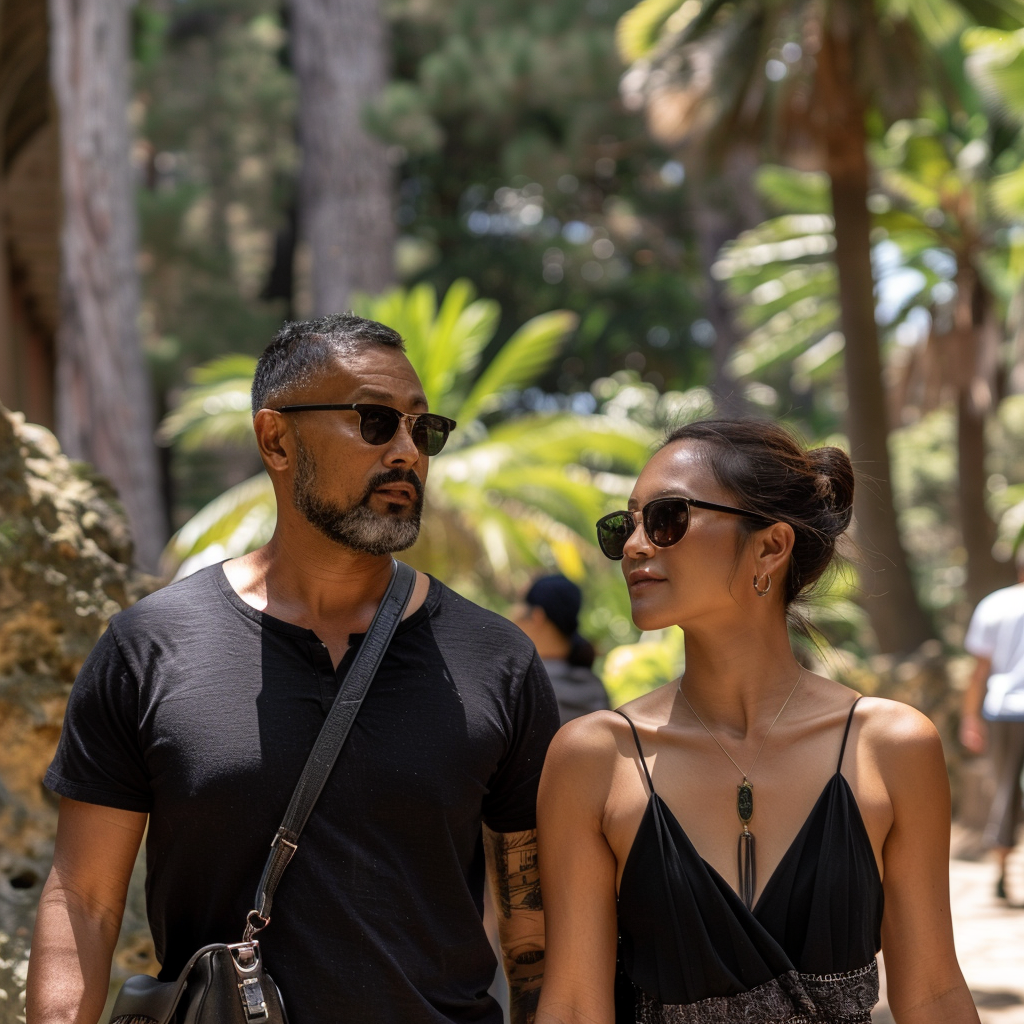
[353,280,501,414]
[157,376,255,450]
[163,472,276,577]
[991,162,1024,217]
[191,354,259,385]
[483,413,657,471]
[964,27,1024,123]
[755,166,832,215]
[956,0,1024,29]
[602,629,685,706]
[617,0,688,63]
[886,0,970,47]
[459,311,579,422]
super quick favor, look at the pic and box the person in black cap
[512,575,610,724]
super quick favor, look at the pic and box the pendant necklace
[677,669,804,910]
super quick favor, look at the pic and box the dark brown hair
[663,419,855,608]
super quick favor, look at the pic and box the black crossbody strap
[246,559,417,936]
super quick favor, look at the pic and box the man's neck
[227,529,393,616]
[221,526,425,670]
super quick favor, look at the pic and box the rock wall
[0,403,157,1021]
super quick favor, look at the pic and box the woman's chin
[629,604,678,633]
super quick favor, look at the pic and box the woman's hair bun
[806,445,855,535]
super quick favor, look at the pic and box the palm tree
[616,0,1024,651]
[160,281,656,600]
[716,109,1024,605]
[960,25,1024,562]
[718,155,1022,608]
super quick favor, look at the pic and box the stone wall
[0,403,156,1021]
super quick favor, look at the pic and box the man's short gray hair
[251,313,405,416]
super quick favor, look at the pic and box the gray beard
[292,438,422,554]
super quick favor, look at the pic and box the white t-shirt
[964,582,1024,720]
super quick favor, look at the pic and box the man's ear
[253,409,292,472]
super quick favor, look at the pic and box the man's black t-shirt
[46,565,559,1023]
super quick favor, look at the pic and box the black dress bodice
[614,699,884,1023]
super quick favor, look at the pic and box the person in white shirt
[960,550,1024,900]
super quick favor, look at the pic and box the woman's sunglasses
[596,496,772,560]
[274,403,457,456]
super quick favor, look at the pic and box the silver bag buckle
[238,977,269,1021]
[229,941,269,1022]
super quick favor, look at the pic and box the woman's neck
[677,619,803,739]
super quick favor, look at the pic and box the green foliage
[128,0,1024,671]
[135,0,297,374]
[166,473,277,570]
[616,0,690,63]
[156,355,257,451]
[602,628,685,706]
[350,279,579,422]
[714,105,1024,423]
[370,0,708,392]
[963,27,1024,123]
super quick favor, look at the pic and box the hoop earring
[753,573,772,597]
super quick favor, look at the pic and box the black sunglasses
[274,403,457,456]
[596,496,772,560]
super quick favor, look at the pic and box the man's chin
[326,513,422,555]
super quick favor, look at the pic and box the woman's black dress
[614,699,884,1023]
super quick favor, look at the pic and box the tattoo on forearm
[510,982,541,1024]
[489,828,543,918]
[488,829,545,1024]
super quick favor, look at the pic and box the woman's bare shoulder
[539,710,641,821]
[544,684,674,781]
[546,709,633,768]
[854,694,940,741]
[851,695,945,778]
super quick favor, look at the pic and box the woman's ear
[753,521,795,579]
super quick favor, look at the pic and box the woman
[513,574,610,724]
[535,420,978,1024]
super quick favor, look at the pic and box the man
[960,550,1024,901]
[27,314,559,1023]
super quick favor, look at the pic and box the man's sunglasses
[274,403,457,456]
[596,496,772,560]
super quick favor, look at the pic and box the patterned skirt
[634,960,879,1024]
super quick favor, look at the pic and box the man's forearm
[27,873,122,1024]
[485,827,546,1024]
[506,939,545,1024]
[963,657,989,718]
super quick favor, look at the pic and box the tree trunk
[956,392,1012,608]
[690,144,762,416]
[816,17,934,654]
[955,275,1016,608]
[0,179,14,408]
[48,0,166,571]
[290,0,394,315]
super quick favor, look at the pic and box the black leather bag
[109,943,287,1024]
[108,560,417,1024]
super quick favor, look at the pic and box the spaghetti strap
[836,697,862,773]
[614,710,655,795]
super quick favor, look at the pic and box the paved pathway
[873,844,1024,1022]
